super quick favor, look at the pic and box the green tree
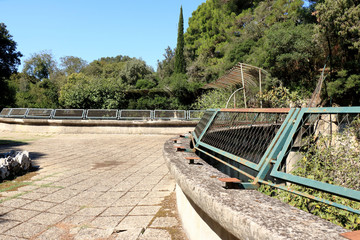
[157,46,175,79]
[0,23,22,107]
[174,6,186,74]
[314,0,360,105]
[23,51,57,81]
[247,22,322,92]
[315,0,360,71]
[59,73,129,109]
[120,59,153,85]
[160,73,202,108]
[10,73,59,108]
[327,70,360,105]
[60,56,87,76]
[81,55,131,78]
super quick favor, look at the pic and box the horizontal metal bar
[220,108,291,113]
[258,179,360,215]
[197,141,259,170]
[195,146,256,181]
[304,107,360,113]
[271,171,360,202]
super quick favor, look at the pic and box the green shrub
[258,124,360,230]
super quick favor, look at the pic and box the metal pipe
[225,87,244,108]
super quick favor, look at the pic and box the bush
[258,123,360,230]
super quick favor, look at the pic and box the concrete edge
[0,118,196,135]
[163,137,347,240]
[0,117,197,127]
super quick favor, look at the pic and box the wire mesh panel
[53,109,84,119]
[119,110,152,120]
[188,110,206,120]
[0,108,11,117]
[8,108,28,118]
[192,107,360,213]
[26,108,53,119]
[86,109,118,119]
[154,110,186,120]
[200,110,288,166]
[193,111,216,139]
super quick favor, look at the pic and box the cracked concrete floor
[0,133,187,240]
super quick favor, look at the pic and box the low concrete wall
[163,137,347,240]
[0,118,196,135]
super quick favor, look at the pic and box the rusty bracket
[185,156,200,164]
[218,178,242,189]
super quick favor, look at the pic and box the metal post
[241,64,247,108]
[234,92,236,108]
[225,87,244,108]
[259,69,262,108]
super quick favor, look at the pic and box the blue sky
[0,0,206,70]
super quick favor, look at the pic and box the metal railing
[26,108,54,119]
[0,108,204,120]
[86,109,118,120]
[190,107,360,214]
[119,110,152,120]
[154,110,187,120]
[53,109,85,119]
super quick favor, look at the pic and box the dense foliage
[1,0,359,109]
[0,23,22,108]
[259,127,360,230]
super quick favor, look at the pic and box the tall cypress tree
[174,6,186,74]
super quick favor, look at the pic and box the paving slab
[0,133,188,240]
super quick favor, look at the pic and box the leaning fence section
[0,108,204,120]
[191,107,360,214]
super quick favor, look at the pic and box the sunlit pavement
[0,133,187,240]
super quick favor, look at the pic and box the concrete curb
[163,137,347,240]
[0,118,196,135]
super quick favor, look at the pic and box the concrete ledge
[163,138,347,240]
[0,118,196,135]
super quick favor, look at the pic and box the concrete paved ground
[0,133,187,240]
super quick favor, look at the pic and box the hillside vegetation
[1,0,359,109]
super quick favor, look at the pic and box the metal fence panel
[270,107,360,204]
[154,110,186,120]
[0,108,12,117]
[8,108,28,118]
[188,110,206,120]
[191,107,360,214]
[86,109,118,119]
[26,108,54,119]
[193,111,217,140]
[53,109,85,119]
[119,110,152,120]
[0,108,205,121]
[198,110,289,170]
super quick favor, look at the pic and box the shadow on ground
[0,140,29,147]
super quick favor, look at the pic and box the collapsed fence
[189,107,360,214]
[0,108,205,121]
